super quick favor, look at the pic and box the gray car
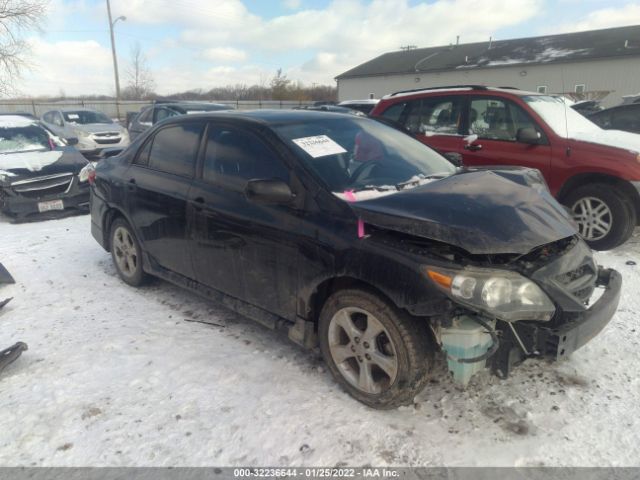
[41,108,130,157]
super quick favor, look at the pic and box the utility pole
[106,0,125,120]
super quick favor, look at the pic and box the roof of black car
[170,109,367,125]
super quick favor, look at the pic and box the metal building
[336,25,640,107]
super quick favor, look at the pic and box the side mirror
[516,127,541,144]
[245,179,295,205]
[65,137,79,146]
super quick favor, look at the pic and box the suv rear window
[405,97,462,135]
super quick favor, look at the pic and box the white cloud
[282,0,302,9]
[20,38,114,97]
[547,3,640,33]
[202,47,248,62]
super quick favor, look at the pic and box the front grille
[94,137,121,145]
[11,173,74,199]
[554,262,597,304]
[93,131,120,137]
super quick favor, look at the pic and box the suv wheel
[564,184,636,251]
[110,217,146,286]
[318,288,432,409]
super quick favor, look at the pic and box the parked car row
[89,109,622,408]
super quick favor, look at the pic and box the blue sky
[16,0,640,96]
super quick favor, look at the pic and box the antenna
[488,36,492,49]
[456,35,460,45]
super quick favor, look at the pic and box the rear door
[125,121,204,279]
[188,122,300,319]
[462,96,553,178]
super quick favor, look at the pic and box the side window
[137,108,152,124]
[611,108,640,132]
[418,97,461,134]
[53,112,64,127]
[469,98,538,141]
[405,97,461,135]
[380,102,407,123]
[154,107,177,124]
[133,138,153,166]
[43,112,52,123]
[202,125,289,190]
[148,123,203,177]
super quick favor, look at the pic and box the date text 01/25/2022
[233,468,400,477]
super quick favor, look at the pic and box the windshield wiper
[396,173,448,190]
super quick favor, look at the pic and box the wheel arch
[558,172,640,221]
[304,276,402,331]
[101,206,133,251]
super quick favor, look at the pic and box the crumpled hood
[0,148,88,184]
[570,129,640,154]
[69,123,123,134]
[350,170,577,255]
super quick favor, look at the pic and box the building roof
[336,25,640,79]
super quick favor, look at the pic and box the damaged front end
[424,236,621,382]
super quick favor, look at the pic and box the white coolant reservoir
[441,316,494,385]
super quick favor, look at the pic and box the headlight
[425,266,555,322]
[76,129,91,138]
[78,163,95,183]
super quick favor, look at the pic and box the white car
[41,108,130,157]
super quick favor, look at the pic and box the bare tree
[0,0,47,96]
[122,42,156,100]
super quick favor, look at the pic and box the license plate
[37,199,64,213]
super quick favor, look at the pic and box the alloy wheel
[572,196,612,241]
[327,307,398,394]
[112,226,138,278]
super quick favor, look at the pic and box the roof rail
[497,86,520,90]
[389,85,488,96]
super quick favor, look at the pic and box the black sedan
[90,110,620,408]
[589,103,640,134]
[0,115,92,221]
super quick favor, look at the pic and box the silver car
[41,108,130,157]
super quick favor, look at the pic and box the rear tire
[563,184,636,251]
[110,217,147,286]
[318,288,433,409]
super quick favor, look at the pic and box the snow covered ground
[0,213,639,467]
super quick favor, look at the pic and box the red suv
[371,85,640,250]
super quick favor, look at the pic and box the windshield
[63,110,113,124]
[274,116,456,199]
[523,95,601,137]
[0,125,51,154]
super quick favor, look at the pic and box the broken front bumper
[491,267,621,377]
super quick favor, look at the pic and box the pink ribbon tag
[343,190,366,238]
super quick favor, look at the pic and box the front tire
[564,184,636,251]
[318,288,433,409]
[110,217,147,286]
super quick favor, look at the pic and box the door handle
[464,143,483,152]
[127,178,136,191]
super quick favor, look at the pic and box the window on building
[536,86,547,94]
[575,84,586,94]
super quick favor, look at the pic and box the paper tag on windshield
[292,135,346,158]
[68,114,80,120]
